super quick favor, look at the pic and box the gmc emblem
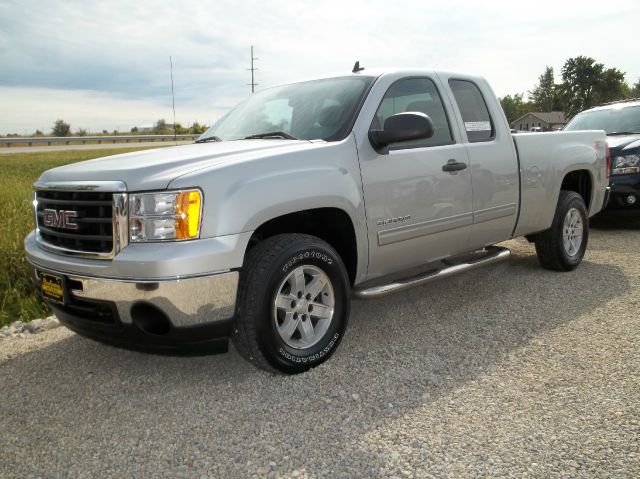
[42,209,78,230]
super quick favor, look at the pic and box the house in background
[511,112,567,131]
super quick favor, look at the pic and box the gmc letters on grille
[42,209,78,230]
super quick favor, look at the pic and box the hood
[38,140,321,191]
[606,134,640,156]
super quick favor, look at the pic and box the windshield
[565,104,640,135]
[198,76,375,142]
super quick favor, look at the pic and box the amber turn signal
[175,190,202,240]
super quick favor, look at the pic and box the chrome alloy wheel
[563,207,583,257]
[272,265,335,349]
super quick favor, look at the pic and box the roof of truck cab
[277,69,488,87]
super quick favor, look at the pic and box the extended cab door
[440,75,520,248]
[355,75,473,280]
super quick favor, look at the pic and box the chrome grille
[33,181,128,259]
[36,190,114,253]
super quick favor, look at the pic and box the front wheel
[232,234,351,374]
[534,190,589,271]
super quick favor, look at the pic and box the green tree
[599,68,629,103]
[52,119,71,137]
[529,66,558,112]
[559,56,628,119]
[500,93,525,123]
[190,122,207,134]
[154,119,168,132]
[499,93,536,124]
[76,128,88,136]
[630,79,640,98]
[130,126,139,133]
[174,123,188,134]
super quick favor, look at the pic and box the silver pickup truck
[25,69,609,373]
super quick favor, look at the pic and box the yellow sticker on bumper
[41,273,64,305]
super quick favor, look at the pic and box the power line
[247,45,258,93]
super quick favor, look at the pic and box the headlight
[129,189,202,242]
[612,154,640,175]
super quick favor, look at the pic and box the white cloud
[1,0,639,133]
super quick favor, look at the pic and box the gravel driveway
[1,219,638,478]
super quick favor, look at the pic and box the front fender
[223,165,362,233]
[168,135,369,281]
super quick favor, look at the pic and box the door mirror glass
[369,112,435,149]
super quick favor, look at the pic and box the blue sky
[1,0,639,134]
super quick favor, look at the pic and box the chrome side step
[352,246,511,299]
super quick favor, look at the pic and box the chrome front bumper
[34,266,239,328]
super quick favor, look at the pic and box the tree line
[45,118,208,137]
[130,119,208,135]
[501,56,640,124]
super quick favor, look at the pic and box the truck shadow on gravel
[0,250,629,476]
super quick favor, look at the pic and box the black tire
[232,234,351,374]
[534,190,589,271]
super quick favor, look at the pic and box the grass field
[0,147,166,327]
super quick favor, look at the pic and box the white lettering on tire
[278,333,340,363]
[282,250,333,273]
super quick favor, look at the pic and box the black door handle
[442,159,467,172]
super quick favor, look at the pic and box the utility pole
[247,45,258,93]
[170,56,177,142]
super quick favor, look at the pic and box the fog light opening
[626,195,636,205]
[131,302,171,336]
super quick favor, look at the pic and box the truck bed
[512,130,608,238]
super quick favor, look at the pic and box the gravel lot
[1,218,638,478]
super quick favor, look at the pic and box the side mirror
[369,112,435,150]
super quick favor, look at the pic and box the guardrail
[0,134,199,147]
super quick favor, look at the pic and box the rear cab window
[449,80,495,142]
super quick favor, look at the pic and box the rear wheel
[534,190,589,271]
[232,234,350,374]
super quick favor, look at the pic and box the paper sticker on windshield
[464,121,491,132]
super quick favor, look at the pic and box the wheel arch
[560,169,593,211]
[245,207,360,285]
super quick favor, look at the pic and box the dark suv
[565,100,640,213]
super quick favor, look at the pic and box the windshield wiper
[195,136,222,143]
[608,131,640,136]
[243,131,298,140]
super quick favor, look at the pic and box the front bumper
[608,173,640,211]
[25,174,252,352]
[35,266,238,327]
[32,266,239,353]
[25,227,244,352]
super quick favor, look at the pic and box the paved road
[0,141,194,154]
[1,221,638,478]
